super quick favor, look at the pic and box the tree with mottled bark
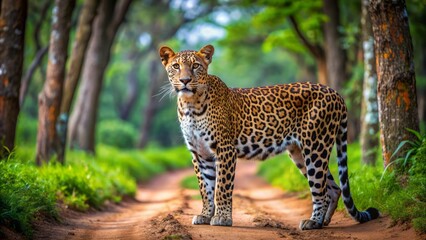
[360,0,379,166]
[0,0,27,159]
[369,0,419,167]
[68,0,132,153]
[57,0,100,155]
[36,0,75,164]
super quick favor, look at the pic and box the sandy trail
[33,161,419,240]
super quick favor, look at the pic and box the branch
[288,15,324,59]
[19,45,49,107]
[34,1,51,51]
[109,0,133,39]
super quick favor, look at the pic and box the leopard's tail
[336,113,379,223]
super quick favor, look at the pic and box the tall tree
[57,0,100,155]
[406,2,426,125]
[36,0,75,164]
[360,0,379,165]
[138,55,164,148]
[0,0,27,158]
[68,0,132,153]
[234,1,348,87]
[118,51,143,121]
[322,0,346,91]
[369,0,419,166]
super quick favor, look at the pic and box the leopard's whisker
[155,84,175,102]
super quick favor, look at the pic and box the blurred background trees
[1,0,425,166]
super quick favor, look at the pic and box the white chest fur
[180,112,214,160]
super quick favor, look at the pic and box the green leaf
[391,140,411,159]
[403,149,416,166]
[406,128,423,141]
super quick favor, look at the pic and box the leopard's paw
[210,215,232,226]
[192,215,211,225]
[299,219,322,230]
[323,217,331,226]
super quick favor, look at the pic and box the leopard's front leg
[210,146,236,226]
[191,153,216,225]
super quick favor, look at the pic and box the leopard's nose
[179,77,192,85]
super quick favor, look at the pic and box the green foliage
[257,154,307,192]
[0,161,57,235]
[388,130,426,233]
[0,145,191,236]
[97,120,138,149]
[377,138,426,233]
[141,147,191,171]
[390,128,425,171]
[249,0,325,53]
[181,175,199,190]
[15,115,38,144]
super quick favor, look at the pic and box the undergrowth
[0,145,191,237]
[257,138,426,234]
[181,175,199,190]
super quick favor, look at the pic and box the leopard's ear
[159,46,176,66]
[198,45,214,65]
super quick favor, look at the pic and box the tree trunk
[119,52,142,120]
[317,57,327,86]
[322,0,346,91]
[19,0,51,107]
[138,58,164,148]
[417,43,426,124]
[57,0,100,152]
[20,45,48,107]
[360,0,379,165]
[68,0,132,153]
[369,0,419,167]
[0,0,27,159]
[36,0,75,165]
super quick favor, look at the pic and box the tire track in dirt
[33,161,420,240]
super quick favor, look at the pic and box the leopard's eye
[172,63,180,69]
[192,63,200,69]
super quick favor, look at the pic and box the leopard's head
[159,45,214,98]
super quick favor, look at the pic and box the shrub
[97,120,137,148]
[0,161,57,235]
[1,144,192,237]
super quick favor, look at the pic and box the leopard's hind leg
[288,143,339,226]
[323,170,341,226]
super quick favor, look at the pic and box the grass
[0,144,191,237]
[257,140,426,234]
[181,175,199,190]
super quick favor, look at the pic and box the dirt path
[33,161,419,240]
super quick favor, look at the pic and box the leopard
[159,44,379,230]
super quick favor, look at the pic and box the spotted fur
[159,45,379,230]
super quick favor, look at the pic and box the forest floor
[30,161,420,240]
